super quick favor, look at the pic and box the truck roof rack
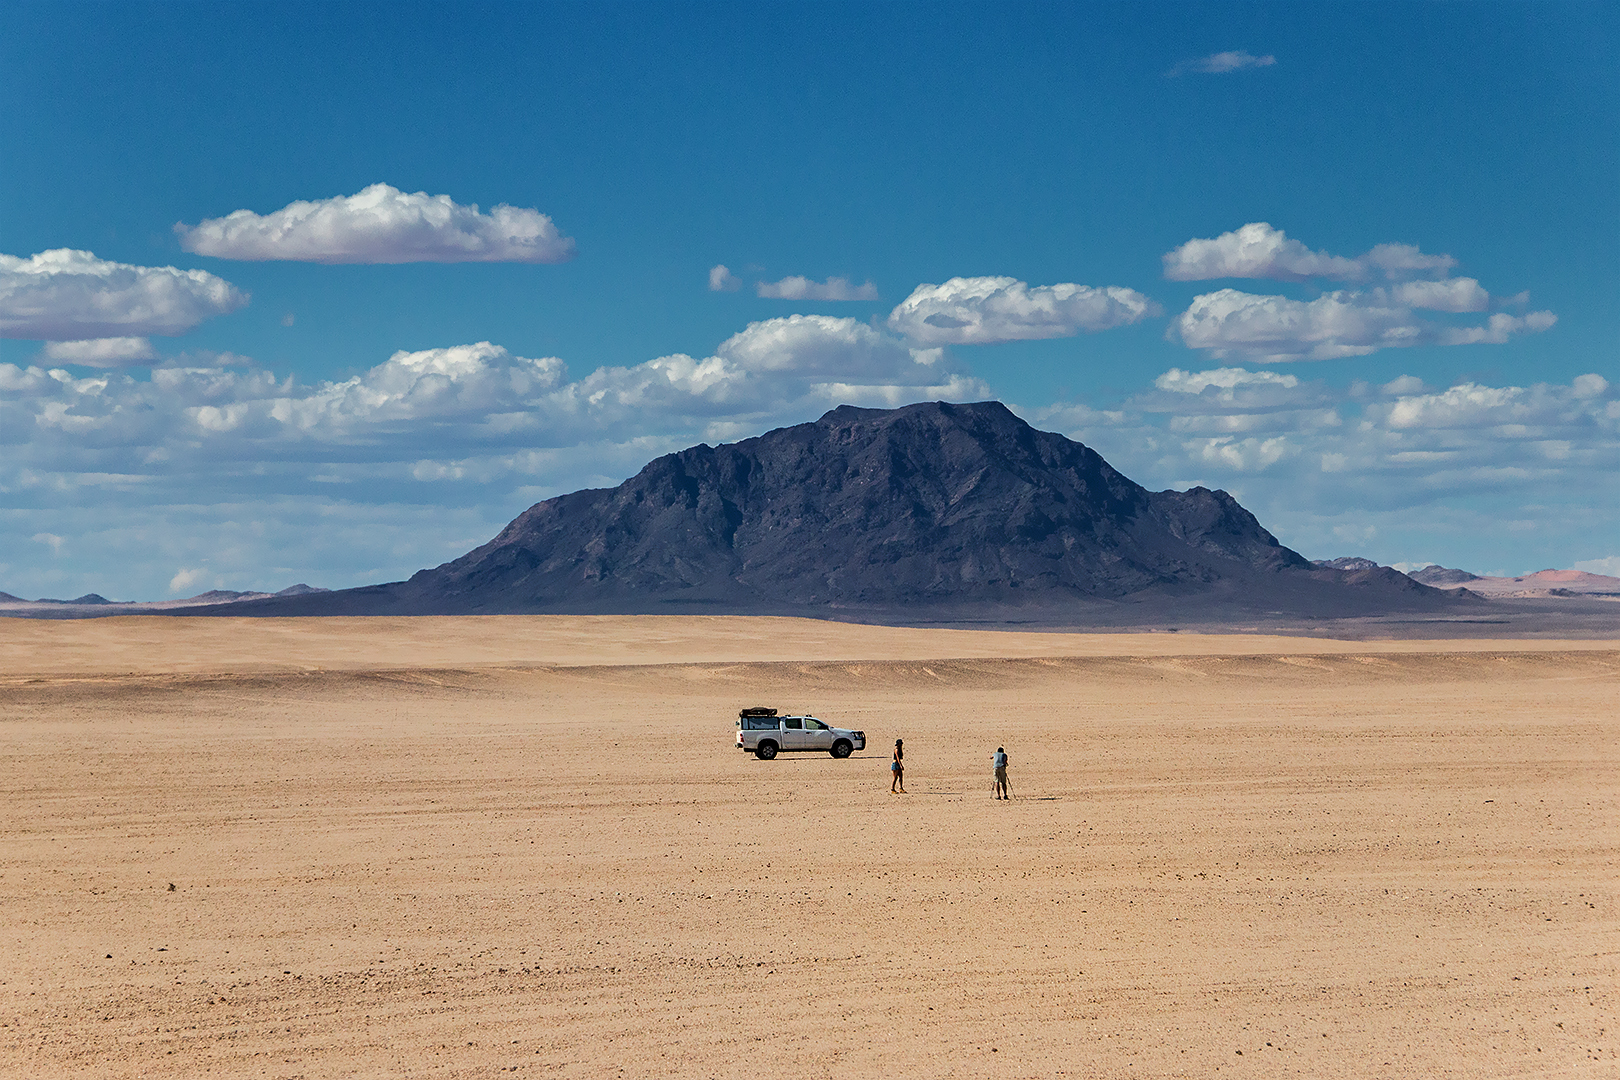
[738,706,778,718]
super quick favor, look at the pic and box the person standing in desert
[890,738,905,793]
[993,746,1011,799]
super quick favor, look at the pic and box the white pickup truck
[735,708,865,760]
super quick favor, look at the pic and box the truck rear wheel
[830,740,853,759]
[755,741,778,760]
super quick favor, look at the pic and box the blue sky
[3,1,1616,599]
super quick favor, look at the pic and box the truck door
[779,716,805,750]
[801,717,834,752]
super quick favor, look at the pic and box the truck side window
[783,717,803,729]
[805,718,826,731]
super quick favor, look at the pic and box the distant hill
[0,583,331,618]
[1408,565,1481,586]
[1313,557,1382,572]
[1413,567,1620,598]
[186,590,271,604]
[204,401,1466,624]
[169,586,330,603]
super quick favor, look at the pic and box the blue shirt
[993,751,1007,769]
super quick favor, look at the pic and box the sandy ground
[1,617,1615,1078]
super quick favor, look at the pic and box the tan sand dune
[1,616,1615,1078]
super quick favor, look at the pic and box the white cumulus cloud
[1,318,983,497]
[1034,368,1618,519]
[1168,51,1277,76]
[1571,374,1610,398]
[1440,310,1558,346]
[1163,223,1456,283]
[1,249,248,340]
[1154,367,1300,396]
[1380,383,1523,429]
[716,314,915,375]
[175,183,576,264]
[263,342,570,434]
[708,264,742,292]
[756,275,879,301]
[169,567,210,594]
[40,337,158,366]
[888,276,1159,345]
[1028,367,1618,577]
[1171,287,1556,362]
[1390,278,1490,313]
[1195,435,1295,471]
[558,316,981,422]
[0,314,991,601]
[1362,242,1462,280]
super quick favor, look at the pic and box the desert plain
[1,615,1615,1079]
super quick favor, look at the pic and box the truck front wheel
[830,740,853,759]
[756,741,778,760]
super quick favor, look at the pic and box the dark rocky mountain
[36,593,115,605]
[213,400,1467,624]
[275,583,331,596]
[1408,565,1481,586]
